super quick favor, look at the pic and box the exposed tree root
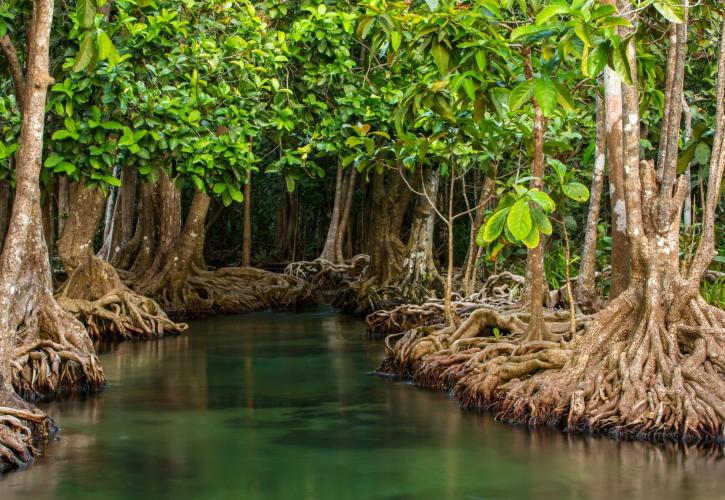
[284,254,369,290]
[57,257,187,340]
[145,266,315,320]
[366,272,527,337]
[0,392,52,472]
[12,338,105,401]
[381,286,725,444]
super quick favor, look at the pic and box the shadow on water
[1,308,724,500]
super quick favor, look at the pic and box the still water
[2,309,724,500]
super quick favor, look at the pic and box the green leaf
[585,42,610,78]
[553,80,575,111]
[610,39,633,85]
[573,19,592,46]
[480,208,509,244]
[534,77,558,117]
[509,80,535,110]
[97,30,113,61]
[391,31,401,52]
[510,25,552,42]
[212,183,227,194]
[228,184,244,203]
[653,1,684,23]
[72,36,96,72]
[191,175,204,192]
[531,206,553,236]
[563,182,590,202]
[547,158,567,182]
[536,3,570,25]
[521,225,540,249]
[431,42,449,75]
[506,199,532,241]
[528,189,556,212]
[76,0,97,30]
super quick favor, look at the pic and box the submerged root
[58,256,186,340]
[0,392,52,473]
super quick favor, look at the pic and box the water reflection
[1,309,723,500]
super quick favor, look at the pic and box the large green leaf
[521,225,540,249]
[528,189,556,212]
[585,42,610,78]
[480,208,509,244]
[72,36,96,72]
[509,80,535,111]
[535,3,570,25]
[653,1,684,23]
[563,182,590,202]
[530,206,553,236]
[506,199,532,241]
[534,77,558,117]
[610,39,633,85]
[76,0,97,29]
[431,42,449,75]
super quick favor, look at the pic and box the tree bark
[334,167,357,262]
[0,0,104,471]
[396,167,443,300]
[602,6,630,298]
[575,94,606,311]
[56,182,185,339]
[242,172,251,267]
[319,162,344,262]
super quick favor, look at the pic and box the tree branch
[0,35,25,113]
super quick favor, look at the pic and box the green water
[2,309,724,499]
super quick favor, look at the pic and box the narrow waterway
[2,309,724,499]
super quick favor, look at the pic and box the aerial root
[284,254,369,290]
[0,394,53,472]
[58,289,188,340]
[153,266,314,320]
[11,339,105,401]
[382,287,725,444]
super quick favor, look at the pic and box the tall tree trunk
[523,51,549,341]
[366,170,409,287]
[603,7,630,298]
[576,94,607,311]
[396,167,443,301]
[319,162,344,262]
[334,167,357,262]
[0,0,104,470]
[57,182,184,339]
[241,172,251,267]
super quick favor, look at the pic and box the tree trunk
[366,170,408,287]
[241,172,251,267]
[334,167,357,262]
[56,182,184,339]
[319,162,344,262]
[575,94,607,311]
[523,51,550,341]
[604,39,630,298]
[396,167,443,301]
[0,179,10,252]
[0,0,104,470]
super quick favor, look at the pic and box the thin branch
[0,35,25,113]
